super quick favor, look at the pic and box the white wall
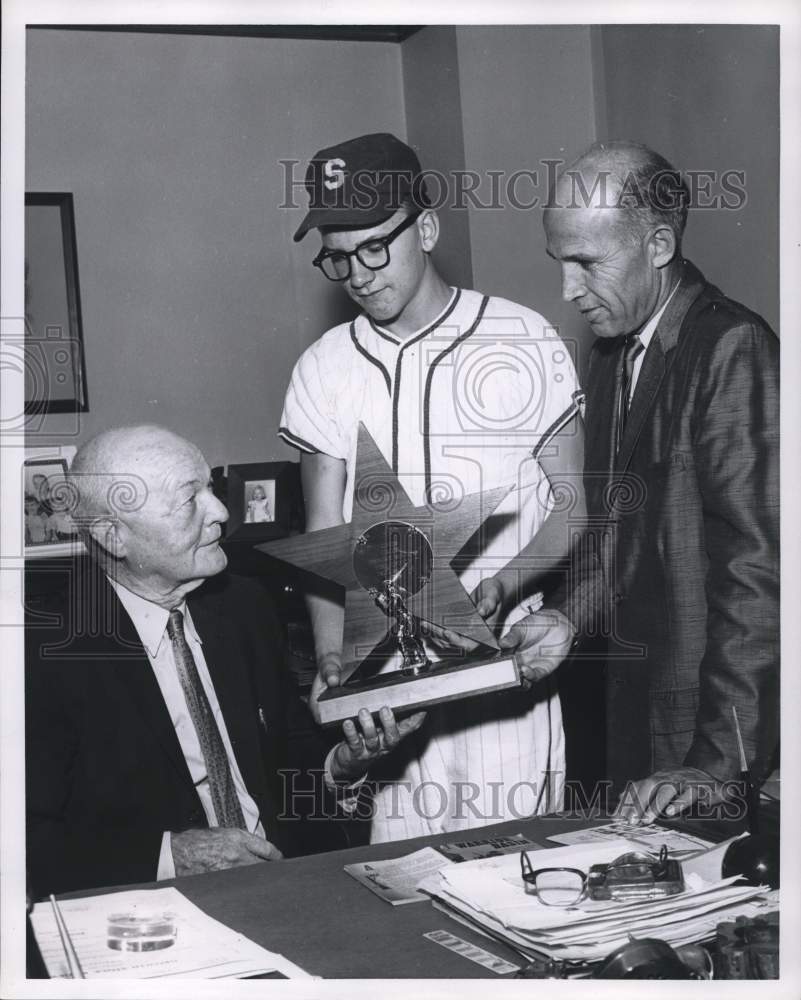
[599,24,778,332]
[456,26,599,373]
[26,29,406,466]
[25,26,779,465]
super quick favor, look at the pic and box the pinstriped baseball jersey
[280,288,579,840]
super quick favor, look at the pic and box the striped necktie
[616,333,644,453]
[166,609,245,829]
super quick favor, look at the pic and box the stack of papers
[420,838,777,966]
[30,886,312,979]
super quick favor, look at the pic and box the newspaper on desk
[343,834,543,905]
[418,837,778,966]
[30,886,313,979]
[344,847,451,904]
[546,820,714,854]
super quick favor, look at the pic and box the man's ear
[418,209,440,253]
[87,517,127,559]
[649,224,678,269]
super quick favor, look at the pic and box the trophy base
[316,653,521,727]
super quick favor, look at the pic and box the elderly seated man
[25,425,423,897]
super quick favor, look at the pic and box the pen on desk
[49,894,85,979]
[731,705,759,835]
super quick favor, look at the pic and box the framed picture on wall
[24,192,88,415]
[225,462,300,541]
[23,446,85,559]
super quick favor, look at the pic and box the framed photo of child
[225,461,300,542]
[243,479,275,524]
[23,447,84,558]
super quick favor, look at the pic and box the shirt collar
[638,280,680,350]
[367,286,459,346]
[108,578,201,657]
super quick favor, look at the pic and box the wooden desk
[54,811,753,980]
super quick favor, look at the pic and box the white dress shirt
[109,579,264,879]
[628,281,681,405]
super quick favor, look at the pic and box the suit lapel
[187,590,268,802]
[614,336,668,471]
[613,261,706,477]
[97,577,196,790]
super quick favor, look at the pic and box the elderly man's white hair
[68,424,201,524]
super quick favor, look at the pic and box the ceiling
[30,25,423,43]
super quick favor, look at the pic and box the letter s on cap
[323,158,346,190]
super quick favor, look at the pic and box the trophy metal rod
[369,572,431,677]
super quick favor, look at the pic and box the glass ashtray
[106,912,177,951]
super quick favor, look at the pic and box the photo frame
[24,192,89,415]
[23,446,85,559]
[225,462,300,541]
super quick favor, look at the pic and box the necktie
[616,333,644,453]
[166,609,245,829]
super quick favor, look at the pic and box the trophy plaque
[258,424,521,726]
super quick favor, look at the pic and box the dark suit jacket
[556,260,779,792]
[26,565,334,897]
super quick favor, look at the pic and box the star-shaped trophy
[258,424,520,725]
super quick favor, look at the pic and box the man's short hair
[575,141,690,247]
[67,427,155,527]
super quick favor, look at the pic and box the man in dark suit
[26,425,422,896]
[502,141,779,822]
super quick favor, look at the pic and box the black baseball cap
[292,132,430,242]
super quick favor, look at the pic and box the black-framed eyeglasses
[312,211,422,282]
[520,851,587,907]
